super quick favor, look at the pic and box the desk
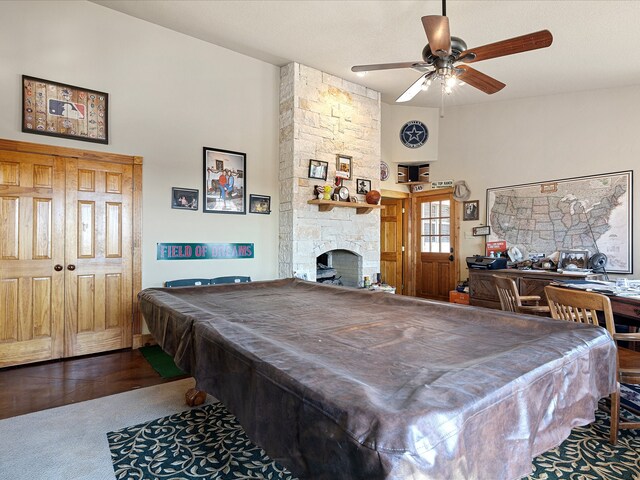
[548,280,640,329]
[606,296,640,328]
[469,269,603,309]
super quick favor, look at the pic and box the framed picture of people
[171,187,198,211]
[203,147,246,214]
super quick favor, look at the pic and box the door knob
[449,255,454,261]
[54,264,63,271]
[67,264,76,271]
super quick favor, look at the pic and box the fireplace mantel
[307,199,384,214]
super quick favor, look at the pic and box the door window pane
[420,198,452,253]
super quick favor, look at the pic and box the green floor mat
[139,345,186,378]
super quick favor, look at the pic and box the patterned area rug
[108,386,640,480]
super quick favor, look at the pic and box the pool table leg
[185,387,207,406]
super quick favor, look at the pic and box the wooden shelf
[307,199,384,214]
[397,181,429,185]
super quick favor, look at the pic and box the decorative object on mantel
[22,75,109,144]
[452,180,471,202]
[336,154,352,180]
[399,120,429,148]
[380,161,390,181]
[356,179,371,195]
[365,190,382,205]
[334,185,350,201]
[308,159,328,180]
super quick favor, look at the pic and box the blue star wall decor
[400,120,428,149]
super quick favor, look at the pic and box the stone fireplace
[278,62,381,284]
[316,249,362,287]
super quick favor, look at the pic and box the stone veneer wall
[279,62,381,282]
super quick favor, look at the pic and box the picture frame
[308,159,328,181]
[249,194,271,214]
[356,178,371,195]
[171,187,199,211]
[336,154,352,180]
[203,147,246,214]
[463,200,479,221]
[558,250,589,271]
[22,75,108,144]
[472,225,491,236]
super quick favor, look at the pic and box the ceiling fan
[351,0,553,103]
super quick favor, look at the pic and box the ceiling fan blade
[422,15,451,57]
[351,61,429,72]
[459,30,553,63]
[396,73,432,103]
[456,65,505,94]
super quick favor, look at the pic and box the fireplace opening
[316,249,362,288]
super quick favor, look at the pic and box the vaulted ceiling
[93,1,640,107]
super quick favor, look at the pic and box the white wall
[435,86,640,279]
[380,102,440,192]
[0,1,281,287]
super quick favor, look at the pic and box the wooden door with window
[64,158,133,357]
[0,151,66,367]
[380,197,406,294]
[413,190,458,301]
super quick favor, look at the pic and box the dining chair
[544,285,640,444]
[492,275,550,315]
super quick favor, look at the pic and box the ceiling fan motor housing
[422,36,467,64]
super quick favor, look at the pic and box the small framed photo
[356,178,371,195]
[336,154,352,180]
[472,225,491,236]
[249,194,271,214]
[203,147,246,214]
[463,200,479,221]
[172,187,199,210]
[308,159,328,180]
[558,250,589,270]
[22,75,108,144]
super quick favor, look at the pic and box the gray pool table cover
[138,278,616,480]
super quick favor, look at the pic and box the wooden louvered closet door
[0,141,137,367]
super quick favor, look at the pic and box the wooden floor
[0,349,183,420]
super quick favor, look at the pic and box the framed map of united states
[486,171,632,273]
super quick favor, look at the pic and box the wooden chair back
[543,286,616,335]
[493,275,522,312]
